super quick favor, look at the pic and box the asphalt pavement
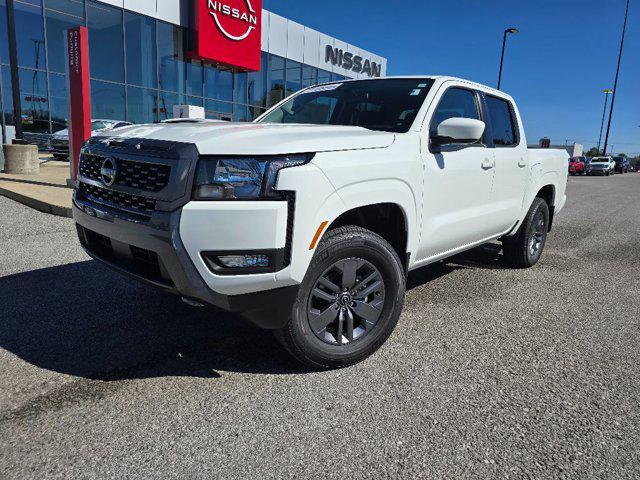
[1,174,639,479]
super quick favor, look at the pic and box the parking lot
[1,174,639,479]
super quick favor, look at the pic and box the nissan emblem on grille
[100,157,118,187]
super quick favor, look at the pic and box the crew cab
[72,76,568,368]
[588,156,616,176]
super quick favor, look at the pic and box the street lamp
[597,89,613,155]
[497,28,519,91]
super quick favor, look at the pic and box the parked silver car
[49,120,132,160]
[587,156,616,176]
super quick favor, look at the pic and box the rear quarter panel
[523,148,569,218]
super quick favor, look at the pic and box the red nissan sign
[67,26,91,181]
[190,0,262,71]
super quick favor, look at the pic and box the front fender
[333,178,418,258]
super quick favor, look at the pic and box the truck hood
[93,122,396,155]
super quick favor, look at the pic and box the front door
[415,86,498,262]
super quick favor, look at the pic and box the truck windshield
[257,78,435,133]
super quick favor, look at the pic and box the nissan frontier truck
[73,76,568,368]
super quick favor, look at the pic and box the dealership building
[0,0,387,143]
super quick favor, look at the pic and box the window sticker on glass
[410,89,422,96]
[418,83,428,88]
[305,83,343,94]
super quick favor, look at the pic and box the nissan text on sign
[190,0,262,71]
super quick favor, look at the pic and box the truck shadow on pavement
[0,244,505,381]
[0,261,304,380]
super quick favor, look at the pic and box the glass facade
[0,0,349,138]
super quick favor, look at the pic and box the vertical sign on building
[67,26,91,181]
[189,0,262,71]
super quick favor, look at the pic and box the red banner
[67,26,91,181]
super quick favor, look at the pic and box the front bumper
[72,197,299,329]
[49,139,69,155]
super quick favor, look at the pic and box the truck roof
[325,75,513,101]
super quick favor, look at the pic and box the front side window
[258,79,434,133]
[486,95,518,146]
[431,88,480,135]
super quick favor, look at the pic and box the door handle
[481,158,494,170]
[518,159,527,168]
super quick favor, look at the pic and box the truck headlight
[192,154,314,200]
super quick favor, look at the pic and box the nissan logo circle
[100,157,118,187]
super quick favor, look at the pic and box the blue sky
[265,0,639,155]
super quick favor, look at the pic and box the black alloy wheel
[275,226,406,369]
[502,197,550,268]
[529,209,547,259]
[307,258,385,345]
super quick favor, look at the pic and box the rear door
[483,94,528,231]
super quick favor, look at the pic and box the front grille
[78,182,156,215]
[79,153,171,192]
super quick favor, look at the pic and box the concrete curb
[0,185,72,218]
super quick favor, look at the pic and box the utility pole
[497,28,519,91]
[597,89,613,154]
[6,0,23,141]
[602,0,630,158]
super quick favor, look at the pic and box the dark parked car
[613,156,630,174]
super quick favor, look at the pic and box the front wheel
[275,226,406,369]
[502,197,550,268]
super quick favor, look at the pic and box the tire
[275,226,406,369]
[502,197,550,269]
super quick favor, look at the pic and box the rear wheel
[502,197,550,268]
[275,226,406,369]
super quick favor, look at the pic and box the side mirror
[432,118,486,147]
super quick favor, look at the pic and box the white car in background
[587,156,616,176]
[49,120,132,160]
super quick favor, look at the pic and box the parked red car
[568,156,586,175]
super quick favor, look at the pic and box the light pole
[497,28,519,91]
[602,0,630,158]
[597,89,613,154]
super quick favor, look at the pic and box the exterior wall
[90,1,388,79]
[0,0,387,142]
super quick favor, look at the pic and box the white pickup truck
[73,76,568,368]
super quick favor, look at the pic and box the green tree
[585,147,600,157]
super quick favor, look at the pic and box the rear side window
[486,96,518,146]
[431,88,480,134]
